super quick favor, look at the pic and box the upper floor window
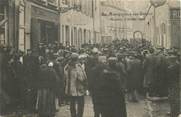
[161,23,166,34]
[0,6,5,22]
[0,5,6,45]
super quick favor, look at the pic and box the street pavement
[2,96,170,117]
[56,96,170,117]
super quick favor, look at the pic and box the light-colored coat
[64,63,87,96]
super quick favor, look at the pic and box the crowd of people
[0,39,180,117]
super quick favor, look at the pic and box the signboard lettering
[170,9,180,19]
[31,6,59,23]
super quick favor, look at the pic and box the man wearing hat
[88,55,107,117]
[166,51,180,117]
[90,55,127,117]
[64,53,87,117]
[126,54,143,102]
[54,56,65,106]
[23,49,39,113]
[101,56,127,117]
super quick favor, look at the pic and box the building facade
[24,0,60,51]
[0,0,101,51]
[0,0,60,51]
[144,0,180,49]
[59,0,101,48]
[0,0,8,46]
[100,0,147,44]
[100,1,128,43]
[0,0,20,48]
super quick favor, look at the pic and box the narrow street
[57,96,170,117]
[0,0,180,117]
[0,96,171,117]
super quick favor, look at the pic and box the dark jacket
[126,58,143,90]
[166,62,180,88]
[37,65,58,117]
[143,54,157,88]
[38,64,58,91]
[53,62,65,96]
[90,64,127,117]
[23,54,40,88]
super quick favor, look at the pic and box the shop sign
[170,8,180,19]
[31,6,59,23]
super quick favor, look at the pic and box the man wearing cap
[64,53,87,117]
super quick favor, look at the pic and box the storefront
[25,1,60,51]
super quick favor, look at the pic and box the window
[161,23,166,34]
[0,5,6,45]
[74,27,77,46]
[62,25,64,44]
[0,6,5,22]
[65,25,70,46]
[71,28,74,45]
[0,29,5,45]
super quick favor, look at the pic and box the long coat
[36,65,58,117]
[143,54,157,88]
[0,50,10,114]
[23,54,39,88]
[90,64,127,117]
[64,63,87,97]
[154,54,168,96]
[126,58,143,90]
[53,62,65,97]
[166,61,180,117]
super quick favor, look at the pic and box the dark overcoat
[90,64,127,117]
[36,65,58,117]
[126,58,143,90]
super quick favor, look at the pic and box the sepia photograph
[0,0,180,117]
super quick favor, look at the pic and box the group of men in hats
[0,39,180,117]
